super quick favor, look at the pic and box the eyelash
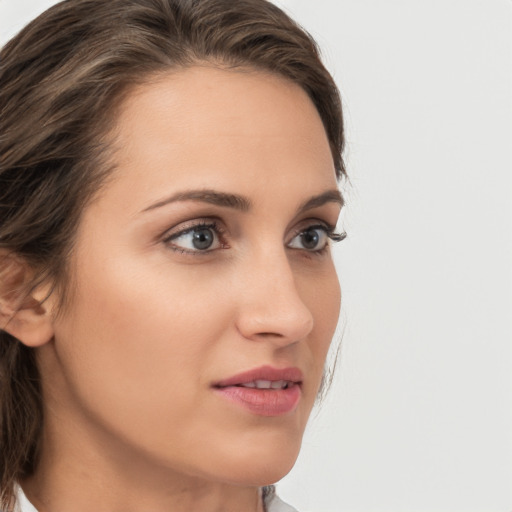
[288,223,346,256]
[162,219,347,257]
[163,221,227,255]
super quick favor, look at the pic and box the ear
[0,252,55,347]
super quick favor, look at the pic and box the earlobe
[0,253,55,347]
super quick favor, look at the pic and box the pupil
[192,228,214,250]
[302,229,319,249]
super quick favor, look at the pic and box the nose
[234,249,314,346]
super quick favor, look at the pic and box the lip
[212,365,303,417]
[213,365,303,388]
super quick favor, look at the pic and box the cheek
[51,248,232,437]
[298,263,341,400]
[320,277,341,351]
[63,245,228,348]
[305,263,341,348]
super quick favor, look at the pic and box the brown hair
[0,0,345,508]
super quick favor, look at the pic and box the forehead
[105,66,337,208]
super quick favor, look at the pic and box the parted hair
[0,0,345,509]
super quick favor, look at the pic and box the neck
[21,416,265,512]
[21,463,265,512]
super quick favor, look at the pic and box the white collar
[14,485,38,512]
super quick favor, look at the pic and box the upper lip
[213,365,303,388]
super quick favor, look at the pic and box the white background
[1,1,511,511]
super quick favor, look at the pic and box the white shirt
[265,493,300,512]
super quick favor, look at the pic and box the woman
[0,0,346,511]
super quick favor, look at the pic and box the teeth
[255,380,272,389]
[239,380,291,389]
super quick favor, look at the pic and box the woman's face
[41,67,342,486]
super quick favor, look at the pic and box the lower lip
[213,384,301,416]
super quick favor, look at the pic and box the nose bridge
[235,244,314,343]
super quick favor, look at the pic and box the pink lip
[212,365,303,417]
[214,365,303,388]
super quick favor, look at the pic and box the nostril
[256,332,285,338]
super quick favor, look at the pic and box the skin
[20,66,342,512]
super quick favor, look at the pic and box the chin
[247,457,298,487]
[219,459,298,488]
[208,435,303,487]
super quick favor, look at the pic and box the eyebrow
[296,189,344,213]
[141,188,343,214]
[142,189,251,213]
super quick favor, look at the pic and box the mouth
[229,380,297,390]
[212,366,303,417]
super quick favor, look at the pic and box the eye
[288,225,330,252]
[287,223,347,253]
[164,222,224,253]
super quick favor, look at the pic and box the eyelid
[287,220,340,243]
[163,219,219,239]
[161,217,347,257]
[286,221,347,252]
[162,218,228,255]
[289,219,333,235]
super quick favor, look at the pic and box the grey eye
[191,228,215,250]
[288,227,328,251]
[170,226,219,251]
[301,229,321,249]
